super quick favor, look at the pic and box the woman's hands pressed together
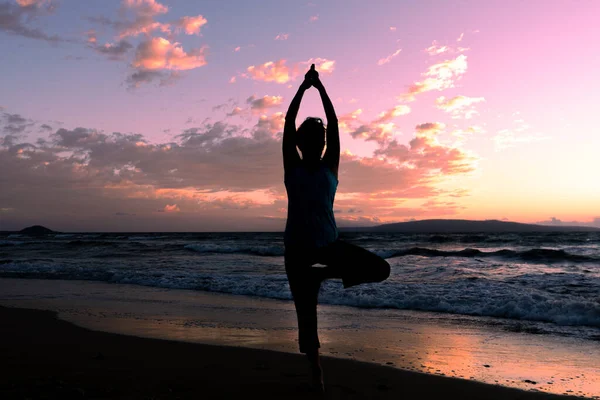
[301,64,324,92]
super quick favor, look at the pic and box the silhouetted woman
[283,65,391,392]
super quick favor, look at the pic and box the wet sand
[1,305,588,399]
[1,278,599,398]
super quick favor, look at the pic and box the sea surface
[1,231,599,340]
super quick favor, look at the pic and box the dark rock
[19,225,56,236]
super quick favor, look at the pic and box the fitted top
[284,162,339,251]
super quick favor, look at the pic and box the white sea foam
[1,261,599,328]
[0,240,24,246]
[2,231,599,333]
[128,236,169,240]
[184,243,285,256]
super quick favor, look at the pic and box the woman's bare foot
[307,350,325,393]
[312,367,325,393]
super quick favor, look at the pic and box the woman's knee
[375,258,391,282]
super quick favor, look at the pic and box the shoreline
[0,305,588,399]
[0,278,598,398]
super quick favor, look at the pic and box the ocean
[1,231,598,341]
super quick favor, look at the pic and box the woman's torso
[284,162,338,252]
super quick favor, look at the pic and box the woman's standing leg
[285,254,324,391]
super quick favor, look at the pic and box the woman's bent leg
[316,239,390,288]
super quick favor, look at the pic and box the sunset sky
[1,0,599,231]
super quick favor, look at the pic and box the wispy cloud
[493,119,548,150]
[377,48,402,66]
[400,54,468,101]
[424,41,451,56]
[436,95,485,119]
[90,40,133,60]
[424,37,470,56]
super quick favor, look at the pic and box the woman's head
[296,117,326,162]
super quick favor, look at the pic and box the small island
[18,225,57,236]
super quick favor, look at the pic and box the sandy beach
[1,278,598,399]
[1,304,591,400]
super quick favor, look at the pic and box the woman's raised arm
[283,80,311,170]
[314,77,339,178]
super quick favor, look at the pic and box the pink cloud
[415,122,445,136]
[493,119,548,150]
[343,105,410,145]
[226,106,243,117]
[117,21,171,39]
[255,112,285,140]
[244,58,335,84]
[1,0,61,42]
[424,39,469,56]
[16,0,48,6]
[338,109,363,132]
[246,95,284,113]
[377,48,402,66]
[92,40,133,60]
[163,204,180,212]
[122,0,168,17]
[116,0,171,38]
[375,123,476,177]
[303,58,335,74]
[274,33,289,40]
[436,95,485,111]
[349,123,396,145]
[375,105,411,123]
[85,29,97,44]
[174,15,207,35]
[309,15,319,22]
[401,54,468,101]
[132,37,207,70]
[424,41,450,56]
[436,95,485,119]
[126,70,180,88]
[451,125,485,141]
[246,60,290,83]
[0,105,480,229]
[389,26,396,32]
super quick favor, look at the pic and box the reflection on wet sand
[1,278,598,398]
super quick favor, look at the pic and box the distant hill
[18,225,57,235]
[343,219,600,233]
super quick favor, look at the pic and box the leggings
[285,239,391,354]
